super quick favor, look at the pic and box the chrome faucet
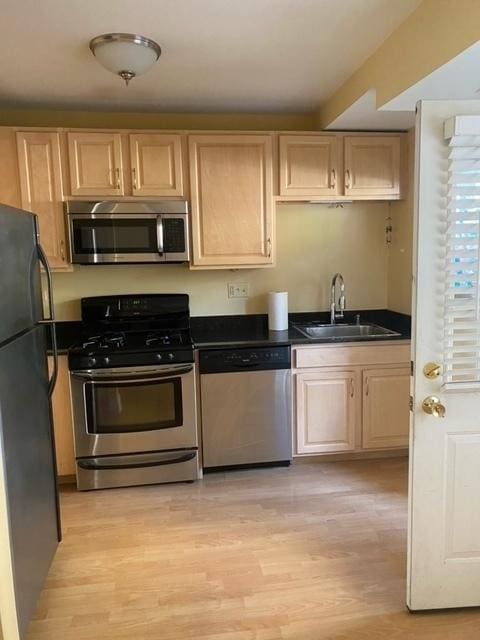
[330,273,346,324]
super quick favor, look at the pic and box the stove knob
[88,357,97,367]
[156,353,163,361]
[168,353,175,361]
[103,356,110,366]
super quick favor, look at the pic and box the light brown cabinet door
[67,131,124,196]
[279,135,341,197]
[189,134,274,267]
[344,136,400,198]
[362,367,410,449]
[48,356,76,477]
[16,131,69,270]
[296,370,357,454]
[129,133,184,196]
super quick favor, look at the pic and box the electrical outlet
[228,283,249,298]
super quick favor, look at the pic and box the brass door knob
[422,396,446,418]
[423,362,441,380]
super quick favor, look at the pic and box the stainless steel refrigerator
[0,204,60,640]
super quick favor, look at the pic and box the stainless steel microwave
[66,201,190,264]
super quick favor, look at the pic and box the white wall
[52,201,390,320]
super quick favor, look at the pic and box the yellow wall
[388,131,414,315]
[52,202,390,320]
[317,0,480,128]
[0,108,314,131]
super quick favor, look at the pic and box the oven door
[69,213,166,264]
[70,364,197,457]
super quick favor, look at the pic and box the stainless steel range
[69,294,198,491]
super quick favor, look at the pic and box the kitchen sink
[293,322,401,340]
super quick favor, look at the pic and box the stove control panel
[69,349,194,371]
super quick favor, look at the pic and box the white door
[409,100,480,610]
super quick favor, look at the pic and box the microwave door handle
[156,215,164,255]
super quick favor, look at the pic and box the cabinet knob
[60,240,65,261]
[266,237,272,258]
[330,168,336,190]
[132,166,137,189]
[345,169,351,189]
[116,167,121,189]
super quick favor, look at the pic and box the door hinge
[409,396,414,412]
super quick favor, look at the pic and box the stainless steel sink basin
[293,323,401,340]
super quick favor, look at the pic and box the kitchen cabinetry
[296,370,357,454]
[362,367,410,449]
[16,131,70,270]
[188,134,274,268]
[294,342,410,456]
[344,136,400,198]
[48,355,76,478]
[67,131,185,198]
[0,128,22,208]
[279,135,340,197]
[278,133,402,200]
[129,133,184,196]
[67,131,124,196]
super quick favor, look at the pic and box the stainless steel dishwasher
[199,345,292,470]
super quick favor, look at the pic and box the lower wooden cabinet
[362,367,410,449]
[296,370,357,454]
[294,343,410,456]
[48,355,75,477]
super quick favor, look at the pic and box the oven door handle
[77,451,196,471]
[72,365,193,383]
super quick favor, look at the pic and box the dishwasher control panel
[199,345,291,374]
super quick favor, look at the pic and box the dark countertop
[49,309,410,355]
[191,309,410,349]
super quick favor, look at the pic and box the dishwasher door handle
[231,362,261,369]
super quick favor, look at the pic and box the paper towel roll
[268,291,288,331]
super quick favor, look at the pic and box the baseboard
[293,449,409,463]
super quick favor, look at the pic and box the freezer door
[0,205,42,344]
[0,326,59,640]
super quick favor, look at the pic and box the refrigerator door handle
[37,243,58,397]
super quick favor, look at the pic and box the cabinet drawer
[294,342,410,369]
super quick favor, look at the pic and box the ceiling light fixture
[89,33,162,86]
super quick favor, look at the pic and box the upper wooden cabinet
[344,136,400,199]
[67,131,184,198]
[129,133,183,197]
[189,134,274,268]
[16,131,70,270]
[277,133,402,200]
[279,135,340,197]
[67,131,124,196]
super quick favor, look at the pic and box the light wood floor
[28,459,480,640]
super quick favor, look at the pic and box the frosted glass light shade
[90,33,161,84]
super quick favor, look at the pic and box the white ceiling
[326,41,480,131]
[0,0,421,113]
[326,89,415,130]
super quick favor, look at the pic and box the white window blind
[444,117,480,389]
